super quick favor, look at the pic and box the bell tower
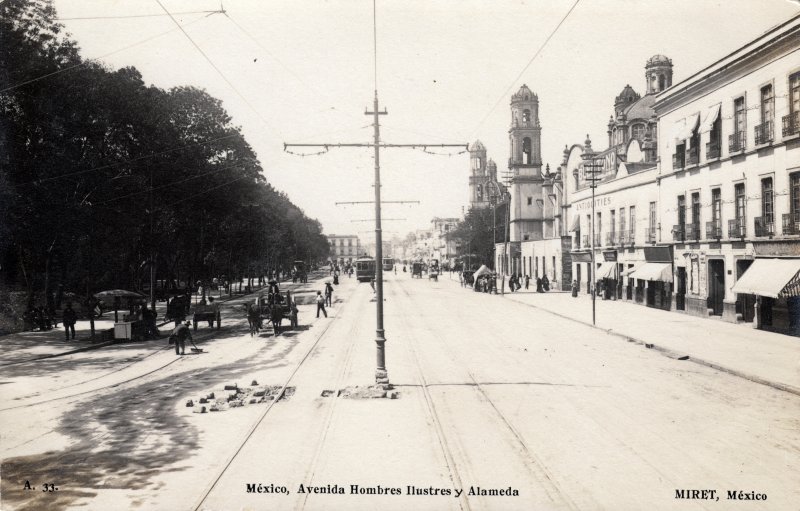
[468,140,487,208]
[508,84,543,242]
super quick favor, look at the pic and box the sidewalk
[443,274,800,395]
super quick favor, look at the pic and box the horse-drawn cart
[411,262,424,279]
[192,301,220,330]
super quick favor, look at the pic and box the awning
[569,215,580,232]
[676,113,700,141]
[629,262,672,282]
[621,265,640,277]
[699,104,721,134]
[671,119,686,145]
[595,261,617,280]
[731,258,800,298]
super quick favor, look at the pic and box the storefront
[731,258,800,337]
[627,247,673,310]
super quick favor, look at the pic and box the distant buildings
[327,234,361,262]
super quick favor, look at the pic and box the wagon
[411,262,424,278]
[192,301,221,330]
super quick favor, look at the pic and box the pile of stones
[186,380,295,413]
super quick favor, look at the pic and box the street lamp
[581,135,603,326]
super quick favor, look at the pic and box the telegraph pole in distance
[582,135,602,326]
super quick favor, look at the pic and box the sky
[51,0,800,241]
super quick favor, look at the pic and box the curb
[501,293,800,398]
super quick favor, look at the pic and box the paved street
[1,272,798,511]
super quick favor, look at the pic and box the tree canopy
[0,0,330,301]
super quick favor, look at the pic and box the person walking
[171,321,192,355]
[316,291,327,318]
[524,274,530,290]
[62,303,77,340]
[325,282,334,307]
[571,279,579,297]
[542,274,550,292]
[536,277,543,293]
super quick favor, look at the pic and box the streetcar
[382,257,394,271]
[355,257,377,282]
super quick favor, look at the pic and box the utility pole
[582,135,602,326]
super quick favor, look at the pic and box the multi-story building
[327,234,361,262]
[430,217,459,264]
[655,14,800,333]
[564,56,668,299]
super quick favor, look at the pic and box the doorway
[736,260,755,322]
[675,267,686,311]
[708,259,725,316]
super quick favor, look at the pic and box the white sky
[52,0,800,240]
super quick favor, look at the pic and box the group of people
[247,281,298,337]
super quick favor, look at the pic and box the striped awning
[731,258,800,298]
[596,261,617,279]
[569,214,580,232]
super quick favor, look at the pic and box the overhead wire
[469,0,581,138]
[154,0,283,139]
[54,9,223,21]
[0,12,213,94]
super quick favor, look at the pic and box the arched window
[659,74,666,91]
[523,137,532,165]
[522,109,531,124]
[631,124,645,140]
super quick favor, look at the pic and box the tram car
[355,257,377,282]
[382,257,394,271]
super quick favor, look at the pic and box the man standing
[315,291,327,318]
[171,321,192,355]
[62,303,77,340]
[325,282,334,307]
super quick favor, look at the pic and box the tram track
[394,279,579,511]
[191,279,360,511]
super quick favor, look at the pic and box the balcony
[672,224,685,242]
[705,220,721,240]
[686,223,701,242]
[783,111,799,137]
[605,232,616,246]
[686,145,699,166]
[618,231,628,245]
[706,141,720,160]
[754,216,774,237]
[594,234,602,247]
[754,121,773,146]
[729,131,745,153]
[645,228,656,244]
[783,214,800,235]
[728,218,746,239]
[672,152,685,170]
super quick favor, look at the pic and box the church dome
[487,159,497,170]
[615,84,640,106]
[511,84,537,102]
[469,140,486,152]
[623,94,656,121]
[646,54,672,67]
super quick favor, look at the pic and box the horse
[270,303,283,336]
[247,304,261,337]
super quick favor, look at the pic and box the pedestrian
[370,277,376,293]
[141,304,160,339]
[325,282,334,307]
[316,291,327,318]
[571,280,579,297]
[290,298,299,329]
[524,275,530,290]
[62,302,77,340]
[536,277,543,293]
[542,274,550,292]
[170,320,192,355]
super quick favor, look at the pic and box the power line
[469,0,580,138]
[14,133,239,186]
[0,13,212,93]
[55,9,223,21]
[155,0,282,139]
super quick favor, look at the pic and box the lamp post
[581,135,603,326]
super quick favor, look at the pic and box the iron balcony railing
[783,213,800,235]
[754,121,773,145]
[618,231,628,245]
[783,111,799,137]
[645,228,656,243]
[729,131,745,153]
[672,151,685,170]
[754,216,774,237]
[728,218,746,239]
[605,232,616,246]
[672,224,685,242]
[705,220,721,240]
[706,141,720,160]
[627,229,636,245]
[594,233,602,246]
[686,223,701,241]
[686,145,699,166]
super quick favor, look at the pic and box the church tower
[508,84,543,242]
[468,140,488,208]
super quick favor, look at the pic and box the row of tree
[445,204,509,270]
[0,0,330,306]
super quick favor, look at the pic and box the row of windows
[329,239,356,247]
[673,71,800,168]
